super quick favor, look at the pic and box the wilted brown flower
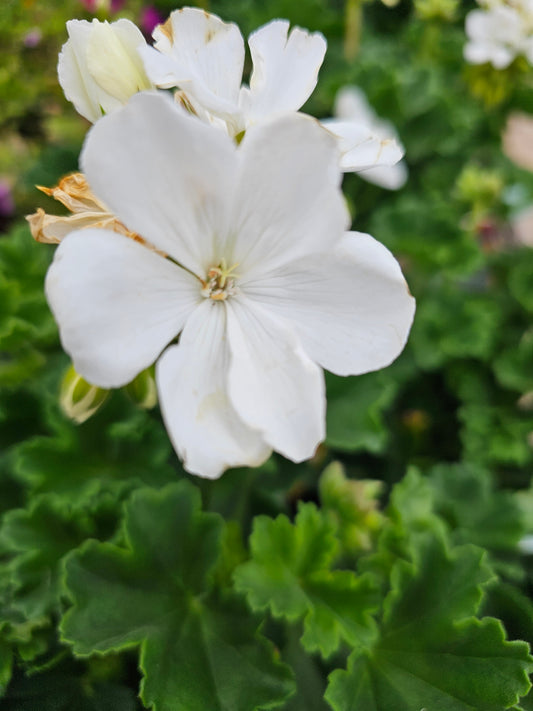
[26,172,152,249]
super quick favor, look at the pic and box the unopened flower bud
[415,0,458,21]
[60,364,109,423]
[455,164,503,208]
[58,18,152,123]
[319,462,384,553]
[125,367,158,409]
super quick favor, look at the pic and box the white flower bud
[125,367,158,409]
[60,364,109,424]
[58,18,152,123]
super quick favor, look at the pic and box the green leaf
[428,464,527,554]
[281,632,329,711]
[61,482,294,711]
[0,640,12,696]
[13,402,177,500]
[411,285,501,370]
[493,329,533,393]
[459,401,533,467]
[509,250,533,313]
[325,370,400,454]
[0,495,118,619]
[325,536,532,711]
[448,365,533,467]
[234,504,378,659]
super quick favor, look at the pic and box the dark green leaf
[326,536,532,711]
[61,482,294,711]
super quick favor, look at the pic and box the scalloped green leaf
[61,482,294,711]
[0,494,118,620]
[13,402,177,500]
[234,504,378,659]
[325,536,532,711]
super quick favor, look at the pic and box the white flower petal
[357,162,408,190]
[156,300,271,479]
[226,113,348,278]
[322,119,404,172]
[81,91,237,276]
[86,19,151,103]
[242,20,326,124]
[490,45,517,69]
[463,40,494,65]
[58,20,119,123]
[464,7,523,68]
[334,86,377,125]
[45,229,200,388]
[58,19,151,124]
[226,298,325,462]
[140,7,244,124]
[243,231,415,377]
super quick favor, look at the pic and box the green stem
[344,0,364,61]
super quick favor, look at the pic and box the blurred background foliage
[2,0,533,709]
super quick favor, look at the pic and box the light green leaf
[234,504,378,659]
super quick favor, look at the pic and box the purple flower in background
[140,6,164,37]
[0,181,14,217]
[23,28,42,48]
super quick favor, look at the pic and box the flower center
[200,259,239,301]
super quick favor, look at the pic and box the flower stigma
[200,258,239,301]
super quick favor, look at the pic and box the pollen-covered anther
[200,260,239,301]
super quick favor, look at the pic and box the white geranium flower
[139,7,404,175]
[45,92,415,479]
[463,4,531,69]
[58,18,153,123]
[139,7,326,136]
[322,86,408,189]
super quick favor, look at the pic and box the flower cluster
[464,0,533,69]
[33,7,415,478]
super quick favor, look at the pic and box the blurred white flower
[322,86,408,189]
[464,1,533,68]
[518,534,533,554]
[58,18,153,122]
[45,93,415,479]
[139,7,403,175]
[503,112,533,172]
